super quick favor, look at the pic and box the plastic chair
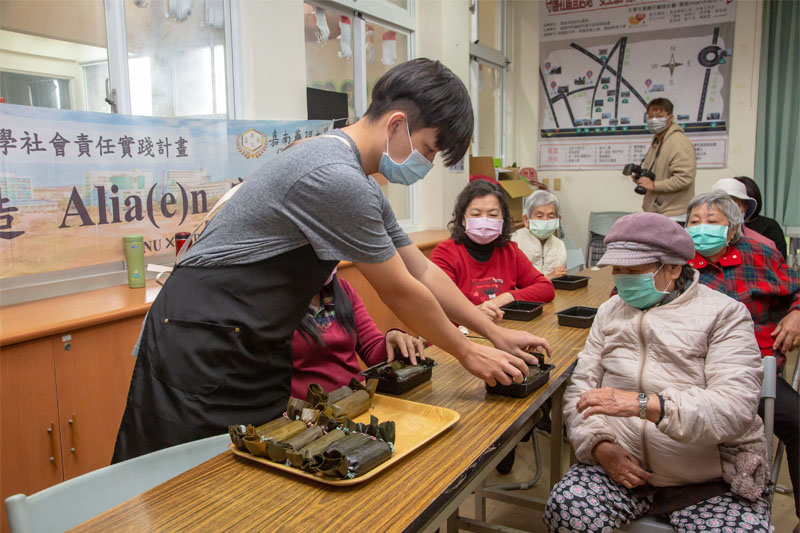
[5,433,230,533]
[621,355,777,532]
[769,349,799,500]
[562,235,586,273]
[586,211,633,266]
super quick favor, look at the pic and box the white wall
[416,0,472,230]
[508,0,764,254]
[236,0,308,120]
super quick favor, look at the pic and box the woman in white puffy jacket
[544,212,772,533]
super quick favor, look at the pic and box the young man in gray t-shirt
[113,59,551,462]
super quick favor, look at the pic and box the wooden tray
[229,394,460,486]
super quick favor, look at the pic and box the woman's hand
[772,309,800,354]
[577,387,640,419]
[385,330,426,365]
[593,441,652,489]
[547,265,568,279]
[477,300,505,322]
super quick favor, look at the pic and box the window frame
[304,0,418,230]
[469,0,509,164]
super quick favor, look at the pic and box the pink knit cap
[597,212,695,267]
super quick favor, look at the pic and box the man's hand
[488,328,552,364]
[547,265,568,279]
[385,330,426,365]
[593,441,652,489]
[460,343,530,386]
[477,301,505,322]
[636,177,655,191]
[772,309,800,353]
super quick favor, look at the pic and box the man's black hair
[365,58,473,167]
[448,179,512,246]
[734,176,762,219]
[647,98,674,115]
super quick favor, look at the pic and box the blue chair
[5,433,229,533]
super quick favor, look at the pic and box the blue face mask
[686,224,729,257]
[613,264,672,310]
[378,120,434,186]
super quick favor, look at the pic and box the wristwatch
[637,393,649,419]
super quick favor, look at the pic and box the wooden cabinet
[52,318,140,480]
[0,317,141,533]
[1,338,64,533]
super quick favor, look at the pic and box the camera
[622,163,655,195]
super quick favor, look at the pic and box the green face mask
[686,224,729,256]
[529,219,559,240]
[613,264,671,310]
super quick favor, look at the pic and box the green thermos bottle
[124,235,146,288]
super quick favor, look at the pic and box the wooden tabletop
[72,268,613,533]
[0,230,451,347]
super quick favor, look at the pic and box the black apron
[112,245,336,462]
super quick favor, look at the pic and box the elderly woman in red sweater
[290,268,424,398]
[431,179,555,323]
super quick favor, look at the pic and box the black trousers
[758,376,800,518]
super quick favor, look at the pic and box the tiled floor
[456,422,796,532]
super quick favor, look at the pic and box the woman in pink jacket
[544,213,771,532]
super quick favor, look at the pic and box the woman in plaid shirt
[686,190,800,529]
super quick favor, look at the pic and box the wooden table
[73,268,614,533]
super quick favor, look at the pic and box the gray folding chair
[622,355,778,532]
[5,433,229,533]
[586,211,633,266]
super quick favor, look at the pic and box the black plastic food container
[360,358,437,394]
[500,301,544,321]
[556,306,598,328]
[486,362,554,398]
[551,275,589,290]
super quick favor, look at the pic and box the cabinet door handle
[68,413,77,453]
[47,423,57,464]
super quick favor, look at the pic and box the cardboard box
[469,156,496,179]
[469,156,532,223]
[497,179,533,223]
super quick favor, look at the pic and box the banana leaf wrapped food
[228,424,248,451]
[377,359,434,380]
[306,383,328,408]
[286,428,348,470]
[286,397,309,420]
[243,419,307,457]
[321,439,394,479]
[265,425,324,463]
[316,432,372,470]
[326,385,354,405]
[229,416,291,451]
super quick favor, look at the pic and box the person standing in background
[635,98,697,224]
[734,176,788,259]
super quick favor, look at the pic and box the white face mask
[529,219,559,240]
[647,117,668,134]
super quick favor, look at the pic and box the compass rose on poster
[660,53,684,77]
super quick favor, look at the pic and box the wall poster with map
[538,0,736,170]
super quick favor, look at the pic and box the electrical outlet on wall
[554,178,562,191]
[542,178,550,189]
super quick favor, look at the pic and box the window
[303,1,416,225]
[470,0,508,162]
[122,0,228,118]
[304,4,356,117]
[0,1,111,113]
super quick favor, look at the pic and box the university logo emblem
[237,129,267,159]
